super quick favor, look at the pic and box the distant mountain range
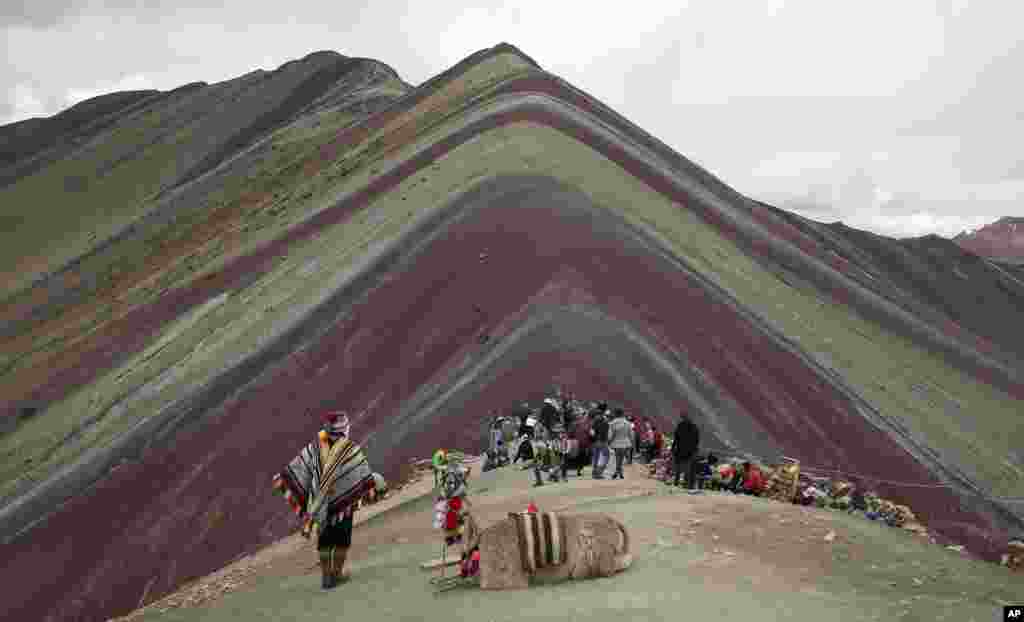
[954,216,1024,264]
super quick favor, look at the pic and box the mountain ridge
[953,215,1024,264]
[0,43,1021,622]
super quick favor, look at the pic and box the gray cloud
[0,2,72,29]
[2,0,1022,238]
[0,0,219,28]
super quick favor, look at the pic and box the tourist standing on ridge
[622,416,630,465]
[608,408,633,479]
[489,413,504,459]
[272,412,374,590]
[672,411,701,491]
[571,414,592,476]
[590,407,611,479]
[539,400,560,437]
[641,418,656,463]
[647,424,663,467]
[501,416,518,463]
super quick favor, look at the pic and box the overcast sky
[3,0,1022,238]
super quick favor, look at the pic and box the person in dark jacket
[672,412,701,490]
[626,415,637,464]
[590,411,611,479]
[539,400,559,432]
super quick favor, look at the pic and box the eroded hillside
[1,44,1022,622]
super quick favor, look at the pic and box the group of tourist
[482,395,705,492]
[269,397,712,591]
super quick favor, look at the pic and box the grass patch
[0,107,196,294]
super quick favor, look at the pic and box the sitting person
[481,449,500,473]
[693,453,719,490]
[709,462,735,491]
[359,472,389,506]
[726,461,766,496]
[741,462,766,496]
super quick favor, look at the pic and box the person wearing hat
[272,411,374,589]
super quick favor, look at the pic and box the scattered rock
[912,578,923,586]
[946,545,965,553]
[823,531,836,542]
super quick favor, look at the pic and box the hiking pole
[429,539,465,593]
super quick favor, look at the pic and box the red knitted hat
[321,411,350,439]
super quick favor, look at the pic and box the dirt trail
[113,462,1021,622]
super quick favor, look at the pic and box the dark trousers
[318,513,354,550]
[673,454,697,488]
[645,444,658,464]
[591,443,609,477]
[574,448,590,475]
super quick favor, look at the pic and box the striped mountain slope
[0,43,1022,622]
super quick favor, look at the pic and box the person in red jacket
[742,462,766,496]
[652,427,664,458]
[570,415,592,477]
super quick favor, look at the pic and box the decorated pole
[428,454,473,591]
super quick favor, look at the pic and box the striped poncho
[272,436,374,529]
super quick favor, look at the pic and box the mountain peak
[953,215,1024,263]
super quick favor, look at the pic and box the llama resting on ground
[462,509,632,589]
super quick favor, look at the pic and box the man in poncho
[272,412,374,589]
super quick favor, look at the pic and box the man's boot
[333,547,350,583]
[533,466,545,487]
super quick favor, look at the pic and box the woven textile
[510,511,566,573]
[276,437,373,527]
